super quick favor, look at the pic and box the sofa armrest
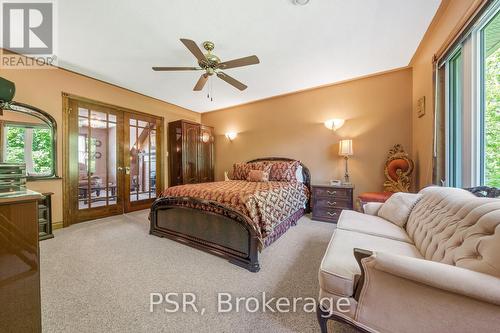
[352,249,500,332]
[362,202,383,215]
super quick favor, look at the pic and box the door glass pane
[78,108,117,210]
[150,130,157,199]
[482,11,500,187]
[78,108,90,210]
[129,118,157,202]
[108,119,117,205]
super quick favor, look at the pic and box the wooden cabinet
[311,184,354,223]
[0,191,42,332]
[168,120,214,186]
[38,192,54,240]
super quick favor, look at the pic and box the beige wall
[201,68,413,199]
[1,65,200,225]
[410,0,481,189]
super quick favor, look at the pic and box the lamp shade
[339,139,353,156]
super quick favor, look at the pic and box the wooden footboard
[149,196,260,272]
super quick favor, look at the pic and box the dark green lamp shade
[0,77,15,103]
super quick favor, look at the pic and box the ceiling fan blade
[219,55,260,70]
[217,72,247,91]
[193,74,208,91]
[180,38,206,63]
[152,66,200,71]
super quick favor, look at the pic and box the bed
[149,158,311,272]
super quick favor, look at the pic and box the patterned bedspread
[161,180,309,246]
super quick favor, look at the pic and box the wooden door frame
[62,93,164,226]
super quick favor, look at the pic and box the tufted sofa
[317,186,500,333]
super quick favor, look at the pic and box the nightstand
[311,184,354,223]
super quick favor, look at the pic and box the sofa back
[407,186,500,278]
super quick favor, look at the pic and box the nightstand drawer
[311,184,354,223]
[314,198,352,210]
[313,187,352,200]
[312,207,343,223]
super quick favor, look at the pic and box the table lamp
[339,139,353,185]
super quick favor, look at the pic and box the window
[0,101,57,179]
[1,122,54,177]
[481,10,500,187]
[438,0,499,188]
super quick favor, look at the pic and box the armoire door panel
[182,122,200,184]
[198,125,214,183]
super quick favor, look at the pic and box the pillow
[377,192,422,227]
[295,165,304,183]
[269,161,300,182]
[232,162,271,180]
[247,170,269,182]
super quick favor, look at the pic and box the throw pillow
[377,192,422,227]
[247,170,269,182]
[268,160,300,182]
[232,162,271,180]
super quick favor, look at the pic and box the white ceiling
[57,0,441,113]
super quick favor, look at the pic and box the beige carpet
[40,211,356,333]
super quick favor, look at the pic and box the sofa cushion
[407,186,500,278]
[319,229,422,297]
[377,192,422,227]
[337,210,412,243]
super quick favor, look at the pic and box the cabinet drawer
[312,207,343,223]
[313,187,352,200]
[314,198,352,210]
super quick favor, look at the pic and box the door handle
[326,212,338,217]
[327,190,337,195]
[118,166,130,175]
[327,201,337,206]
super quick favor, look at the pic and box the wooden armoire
[168,120,215,186]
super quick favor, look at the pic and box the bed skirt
[263,208,305,248]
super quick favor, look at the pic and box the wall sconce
[324,119,345,131]
[225,132,237,141]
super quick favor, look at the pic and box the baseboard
[52,221,63,230]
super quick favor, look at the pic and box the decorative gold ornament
[383,144,414,193]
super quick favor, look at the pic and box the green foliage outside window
[484,37,500,187]
[4,125,53,175]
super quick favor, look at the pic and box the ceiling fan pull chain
[210,79,214,102]
[207,78,210,99]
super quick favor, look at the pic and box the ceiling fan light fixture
[153,38,259,92]
[293,0,310,5]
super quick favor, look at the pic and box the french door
[124,112,162,212]
[64,96,163,224]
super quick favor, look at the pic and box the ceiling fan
[152,39,260,91]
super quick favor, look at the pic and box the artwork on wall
[417,96,425,118]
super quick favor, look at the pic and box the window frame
[0,101,58,180]
[440,0,500,188]
[445,48,463,187]
[478,8,500,186]
[1,120,56,179]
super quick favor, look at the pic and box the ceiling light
[293,0,310,5]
